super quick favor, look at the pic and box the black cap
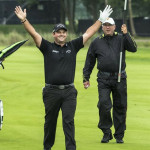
[53,23,67,32]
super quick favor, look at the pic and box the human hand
[98,5,113,23]
[121,24,127,34]
[15,6,27,22]
[83,81,90,89]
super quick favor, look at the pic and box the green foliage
[81,0,105,20]
[0,24,51,35]
[131,0,150,17]
[0,31,31,46]
[108,0,150,18]
[80,0,150,19]
[0,24,95,46]
[0,24,54,46]
[107,0,124,19]
[17,0,39,6]
[0,24,149,48]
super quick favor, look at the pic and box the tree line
[18,0,150,36]
[60,0,150,36]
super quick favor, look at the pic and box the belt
[100,70,125,76]
[45,83,74,90]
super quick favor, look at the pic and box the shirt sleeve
[39,38,50,54]
[83,41,96,82]
[71,36,84,53]
[123,32,137,52]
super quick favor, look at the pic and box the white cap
[103,18,115,25]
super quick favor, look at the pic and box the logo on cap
[53,23,67,32]
[57,24,65,28]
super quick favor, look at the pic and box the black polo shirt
[83,33,137,81]
[39,36,84,85]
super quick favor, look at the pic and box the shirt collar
[54,42,68,47]
[100,32,118,39]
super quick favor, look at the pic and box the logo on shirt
[66,50,71,53]
[52,50,59,53]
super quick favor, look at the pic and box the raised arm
[83,5,113,45]
[14,6,42,48]
[121,24,137,52]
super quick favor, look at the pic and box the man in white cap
[83,17,137,143]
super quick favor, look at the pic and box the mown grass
[0,45,150,150]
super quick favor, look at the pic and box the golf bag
[0,100,4,130]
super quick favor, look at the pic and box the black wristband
[21,19,26,23]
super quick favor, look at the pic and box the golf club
[118,0,127,82]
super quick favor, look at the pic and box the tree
[105,0,108,5]
[60,0,66,25]
[2,0,32,24]
[131,0,150,17]
[60,0,76,32]
[78,0,150,36]
[103,0,137,36]
[66,0,76,32]
[81,0,105,21]
[128,0,136,36]
[107,0,150,36]
[17,0,39,6]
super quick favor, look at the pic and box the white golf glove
[98,5,113,23]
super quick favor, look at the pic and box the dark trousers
[42,86,77,150]
[97,78,127,139]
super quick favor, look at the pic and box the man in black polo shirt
[83,18,137,144]
[15,5,113,150]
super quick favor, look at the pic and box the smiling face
[53,29,68,45]
[102,23,116,36]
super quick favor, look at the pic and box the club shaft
[124,0,127,10]
[118,52,122,82]
[118,0,127,82]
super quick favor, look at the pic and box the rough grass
[1,24,149,47]
[0,45,150,150]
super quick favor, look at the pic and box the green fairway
[0,45,150,150]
